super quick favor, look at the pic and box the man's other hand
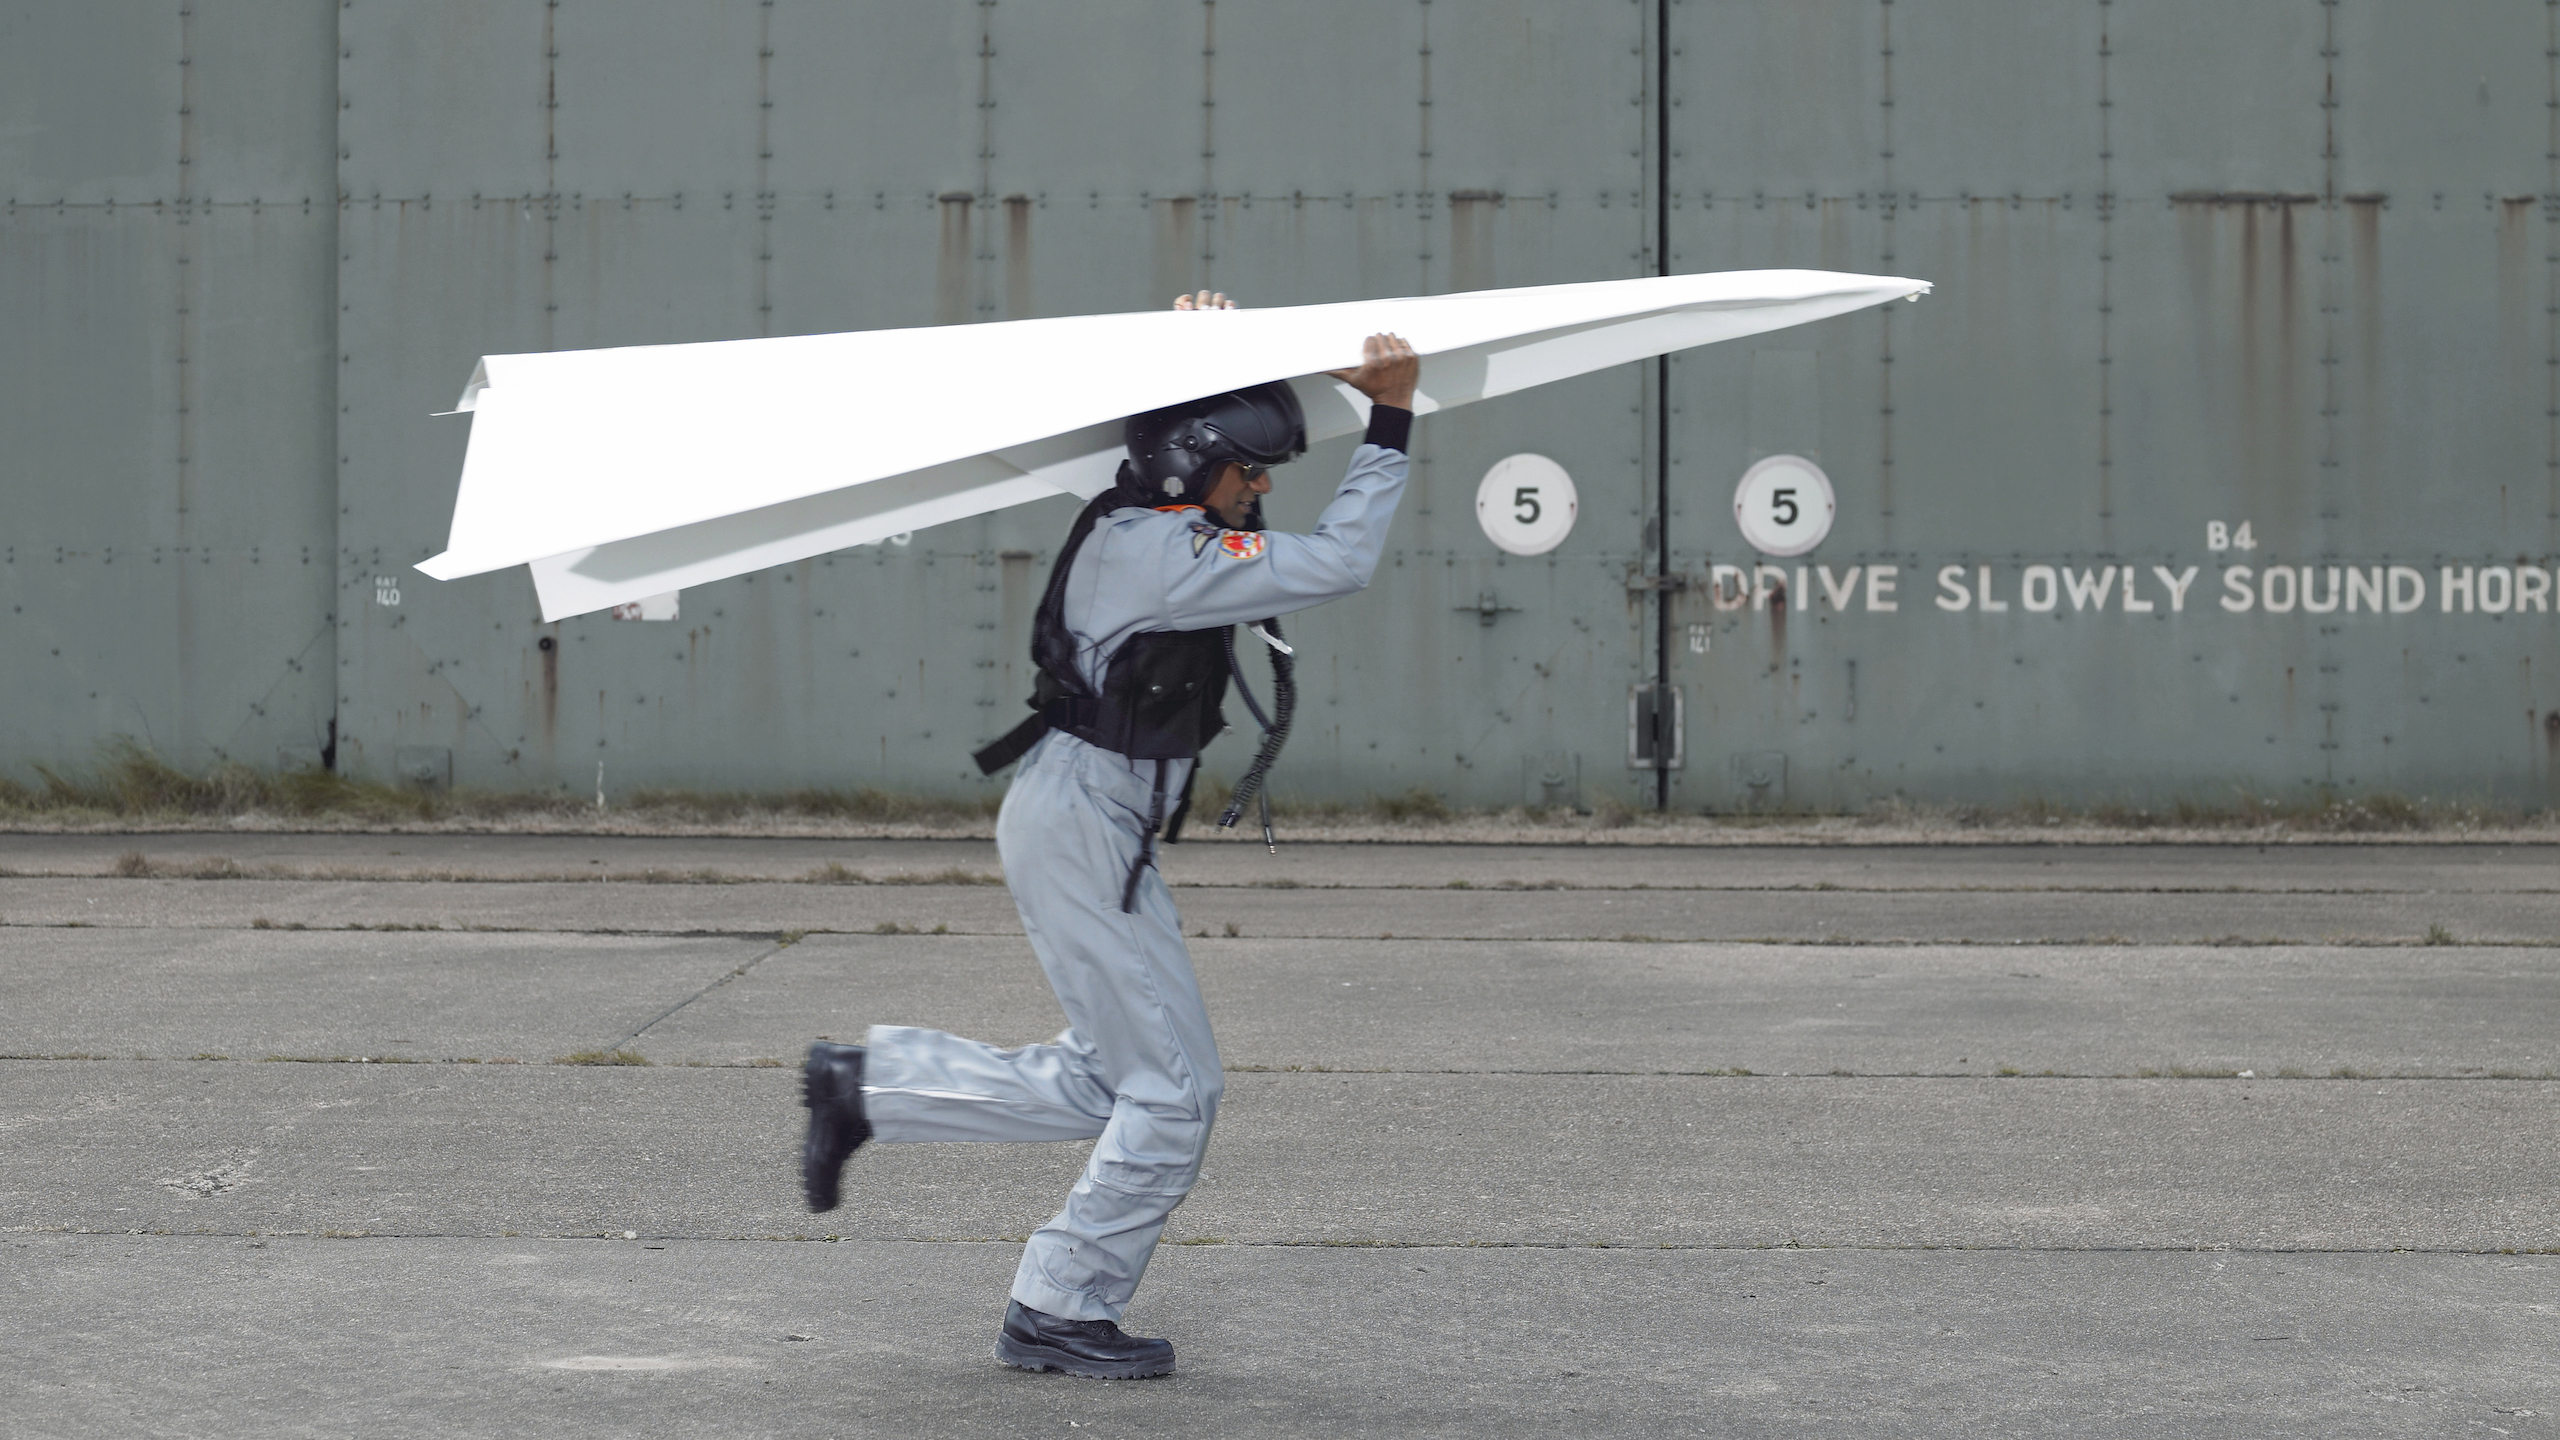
[1327,333,1419,412]
[1172,291,1235,310]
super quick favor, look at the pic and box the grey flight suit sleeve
[1145,440,1410,630]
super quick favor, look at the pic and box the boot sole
[995,1334,1174,1380]
[799,1054,864,1214]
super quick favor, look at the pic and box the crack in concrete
[607,936,797,1052]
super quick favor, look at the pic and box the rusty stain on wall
[1004,194,1033,318]
[937,192,974,325]
[1151,196,1197,306]
[1449,190,1499,293]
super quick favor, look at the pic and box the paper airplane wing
[415,269,1927,621]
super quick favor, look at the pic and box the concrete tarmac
[9,875,2559,942]
[3,835,2555,1436]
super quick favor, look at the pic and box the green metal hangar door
[4,3,2554,812]
[325,2,1657,807]
[1658,3,2560,813]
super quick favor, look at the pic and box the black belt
[970,696,1100,776]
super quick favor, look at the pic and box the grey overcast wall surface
[5,2,2557,810]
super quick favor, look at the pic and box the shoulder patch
[1184,520,1266,561]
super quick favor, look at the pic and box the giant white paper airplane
[418,269,1928,620]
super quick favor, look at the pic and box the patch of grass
[554,1049,652,1067]
[1372,786,1451,823]
[872,920,917,935]
[2423,923,2456,946]
[1863,786,2545,834]
[749,1057,784,1068]
[189,1053,230,1062]
[0,738,1024,829]
[1995,1065,2023,1077]
[805,862,865,884]
[18,735,2548,836]
[877,867,1003,886]
[111,853,271,880]
[1222,921,1240,938]
[624,785,1003,825]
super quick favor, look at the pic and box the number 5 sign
[1733,454,1836,557]
[1474,454,1579,556]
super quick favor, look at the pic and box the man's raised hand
[1326,333,1420,411]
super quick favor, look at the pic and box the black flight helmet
[1122,380,1308,511]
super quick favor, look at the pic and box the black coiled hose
[1219,618,1294,850]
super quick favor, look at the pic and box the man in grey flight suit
[798,309,1420,1379]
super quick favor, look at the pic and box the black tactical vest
[972,491,1230,775]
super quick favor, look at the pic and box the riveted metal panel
[2335,0,2550,196]
[190,1,343,200]
[16,1,2560,809]
[1,208,180,545]
[548,5,764,197]
[2324,203,2550,555]
[1187,3,1422,202]
[306,0,1660,803]
[1678,0,1881,197]
[336,0,551,200]
[0,2,338,779]
[1889,3,2101,199]
[2106,2,2329,195]
[764,6,980,197]
[1665,0,2560,811]
[0,3,180,205]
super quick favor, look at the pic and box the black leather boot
[995,1300,1175,1379]
[799,1041,871,1213]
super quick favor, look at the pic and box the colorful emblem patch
[1187,522,1265,561]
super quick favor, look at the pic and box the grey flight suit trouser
[862,730,1218,1323]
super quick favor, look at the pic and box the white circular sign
[1732,454,1836,557]
[1475,454,1578,556]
